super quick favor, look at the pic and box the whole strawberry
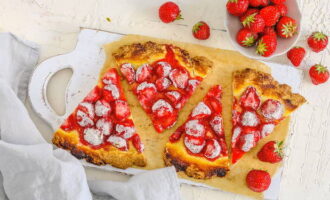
[260,26,277,38]
[260,6,280,26]
[239,8,259,22]
[192,21,210,40]
[257,141,284,163]
[309,64,329,85]
[242,13,265,33]
[246,170,271,192]
[276,16,297,38]
[287,47,306,67]
[249,0,263,7]
[226,0,249,16]
[236,28,259,47]
[271,0,286,4]
[275,3,288,16]
[260,0,270,6]
[159,1,183,23]
[256,34,277,57]
[308,32,328,53]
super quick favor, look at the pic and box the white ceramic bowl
[225,0,302,59]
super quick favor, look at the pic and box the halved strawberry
[113,100,130,120]
[155,77,171,91]
[239,86,260,110]
[260,99,283,121]
[102,69,120,85]
[120,63,135,84]
[107,135,128,151]
[191,102,212,119]
[154,112,177,133]
[96,118,113,136]
[169,68,189,89]
[136,64,152,83]
[155,61,172,77]
[165,91,182,104]
[132,134,144,153]
[152,99,174,118]
[94,99,111,117]
[210,115,224,136]
[237,128,260,152]
[184,134,206,154]
[136,82,157,110]
[115,120,135,139]
[103,84,120,101]
[186,79,200,95]
[84,87,101,103]
[185,119,206,137]
[204,139,221,160]
[276,16,297,38]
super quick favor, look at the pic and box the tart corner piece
[52,68,146,169]
[164,85,229,179]
[113,41,213,133]
[231,68,306,164]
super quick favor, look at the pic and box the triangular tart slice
[164,85,229,179]
[113,41,213,133]
[231,68,306,164]
[52,68,146,169]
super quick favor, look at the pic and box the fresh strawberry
[287,47,306,67]
[260,26,277,38]
[169,68,189,89]
[132,134,144,153]
[246,170,271,192]
[84,87,101,103]
[275,3,288,16]
[120,63,135,84]
[248,0,263,7]
[260,0,270,6]
[236,28,259,47]
[309,64,329,85]
[257,141,284,163]
[113,100,130,120]
[159,1,183,23]
[192,21,210,40]
[270,0,286,4]
[241,13,265,33]
[307,32,328,53]
[226,0,249,17]
[256,34,277,57]
[240,86,260,110]
[239,8,259,22]
[259,6,280,27]
[276,16,297,38]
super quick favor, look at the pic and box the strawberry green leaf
[315,64,328,74]
[175,13,184,21]
[242,36,256,47]
[313,32,327,41]
[242,13,257,28]
[256,39,268,56]
[280,22,297,38]
[193,22,204,33]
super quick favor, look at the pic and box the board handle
[29,54,74,131]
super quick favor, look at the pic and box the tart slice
[164,85,229,179]
[231,68,306,164]
[52,68,146,169]
[113,41,213,133]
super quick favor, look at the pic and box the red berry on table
[276,16,297,38]
[226,0,249,17]
[287,47,306,67]
[270,0,286,4]
[275,3,288,16]
[307,32,328,53]
[239,8,259,22]
[236,28,259,47]
[309,64,329,85]
[192,21,210,40]
[242,13,265,33]
[159,1,183,23]
[259,6,280,27]
[260,26,277,38]
[246,170,271,192]
[256,35,277,57]
[248,0,263,7]
[257,141,284,163]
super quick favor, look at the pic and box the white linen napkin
[0,33,181,200]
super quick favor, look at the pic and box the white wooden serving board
[28,29,303,200]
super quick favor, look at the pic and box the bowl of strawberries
[225,0,301,59]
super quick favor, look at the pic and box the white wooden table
[0,0,329,199]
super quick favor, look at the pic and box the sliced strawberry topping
[185,119,205,137]
[231,126,242,148]
[186,79,200,95]
[204,139,221,160]
[60,114,75,131]
[135,64,152,83]
[83,87,101,103]
[107,135,127,151]
[206,97,222,113]
[184,135,206,154]
[155,61,172,77]
[115,121,135,139]
[169,68,189,89]
[103,84,120,101]
[152,99,174,118]
[76,102,95,127]
[241,111,260,127]
[260,99,283,121]
[206,85,222,100]
[155,77,171,91]
[113,100,130,120]
[191,102,212,118]
[136,82,157,111]
[232,148,245,164]
[154,113,177,133]
[237,127,260,152]
[120,63,135,84]
[83,128,104,146]
[232,110,241,127]
[95,99,111,117]
[132,134,144,152]
[165,91,181,104]
[209,115,224,136]
[174,96,187,109]
[169,127,184,142]
[102,69,120,85]
[260,123,275,138]
[240,86,260,110]
[96,118,112,136]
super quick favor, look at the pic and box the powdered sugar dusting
[96,118,112,135]
[241,111,260,127]
[107,135,127,149]
[79,102,94,118]
[83,128,103,146]
[136,82,156,93]
[241,134,255,152]
[205,139,221,159]
[187,79,200,92]
[166,91,181,101]
[152,99,173,114]
[231,126,242,146]
[261,123,275,138]
[161,77,171,88]
[115,124,135,139]
[210,116,223,136]
[184,136,205,154]
[95,100,111,117]
[157,62,172,77]
[185,120,205,137]
[261,100,284,120]
[104,84,120,100]
[76,110,94,127]
[191,102,212,118]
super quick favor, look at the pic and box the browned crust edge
[52,131,146,169]
[164,148,228,179]
[112,41,213,77]
[233,68,306,112]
